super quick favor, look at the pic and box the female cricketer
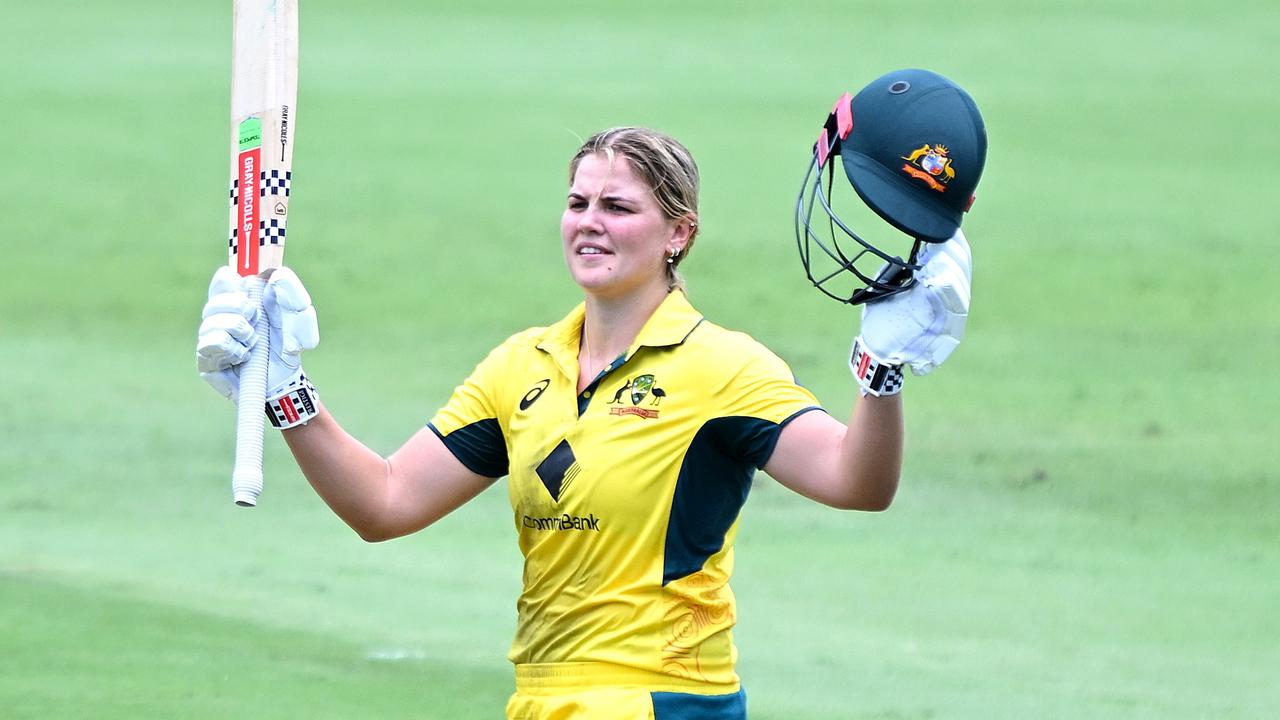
[197,69,986,720]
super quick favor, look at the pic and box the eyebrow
[567,191,637,204]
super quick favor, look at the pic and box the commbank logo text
[523,513,602,532]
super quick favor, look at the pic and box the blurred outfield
[2,1,1278,717]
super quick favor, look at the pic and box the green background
[2,1,1277,717]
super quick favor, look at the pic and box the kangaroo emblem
[608,380,632,404]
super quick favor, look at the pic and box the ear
[667,215,696,254]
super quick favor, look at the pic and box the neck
[579,281,671,382]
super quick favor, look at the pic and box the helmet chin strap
[848,251,919,304]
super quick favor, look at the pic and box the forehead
[570,152,652,199]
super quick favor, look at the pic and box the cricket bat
[228,0,298,507]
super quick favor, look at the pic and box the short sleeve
[428,344,512,478]
[714,343,823,468]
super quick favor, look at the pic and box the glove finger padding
[265,268,319,357]
[859,229,972,376]
[201,292,259,323]
[206,267,250,306]
[196,265,319,408]
[201,368,239,401]
[196,268,260,373]
[917,227,972,285]
[917,229,971,314]
[196,312,257,372]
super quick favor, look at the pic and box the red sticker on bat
[236,147,261,276]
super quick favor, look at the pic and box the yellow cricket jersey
[428,290,821,693]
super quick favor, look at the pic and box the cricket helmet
[796,68,987,304]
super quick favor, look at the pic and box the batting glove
[197,266,320,425]
[852,228,972,395]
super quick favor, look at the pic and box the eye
[608,203,633,213]
[567,199,587,211]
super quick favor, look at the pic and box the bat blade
[228,0,299,507]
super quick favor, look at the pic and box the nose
[576,204,604,235]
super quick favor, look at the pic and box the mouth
[575,243,612,257]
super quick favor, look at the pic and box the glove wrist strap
[850,337,904,397]
[265,372,319,429]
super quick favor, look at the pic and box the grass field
[2,1,1278,718]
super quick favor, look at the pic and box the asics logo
[520,379,551,411]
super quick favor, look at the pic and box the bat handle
[232,273,271,507]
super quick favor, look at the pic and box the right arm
[197,266,495,541]
[281,406,495,542]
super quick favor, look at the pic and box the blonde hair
[569,127,700,292]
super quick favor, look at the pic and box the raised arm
[280,408,494,541]
[197,266,495,540]
[765,395,902,511]
[765,230,971,511]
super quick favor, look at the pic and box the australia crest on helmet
[900,144,956,193]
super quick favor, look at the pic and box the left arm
[764,394,902,511]
[764,229,972,511]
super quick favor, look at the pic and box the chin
[573,276,620,297]
[569,262,616,289]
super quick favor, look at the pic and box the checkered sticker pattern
[261,218,286,245]
[227,200,237,251]
[229,170,291,205]
[228,219,287,250]
[878,366,905,395]
[849,337,904,397]
[261,169,291,197]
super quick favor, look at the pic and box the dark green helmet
[796,69,987,304]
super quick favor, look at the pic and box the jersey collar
[535,290,704,377]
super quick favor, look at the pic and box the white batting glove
[852,229,972,394]
[196,266,319,403]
